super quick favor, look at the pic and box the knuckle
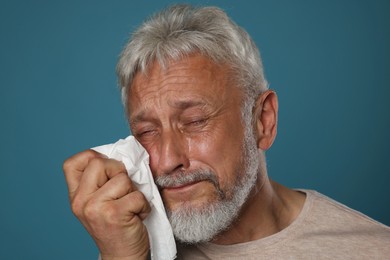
[129,191,151,215]
[131,190,146,202]
[109,172,133,192]
[104,204,120,225]
[62,157,74,173]
[84,201,120,226]
[118,172,132,186]
[63,150,97,173]
[88,157,106,170]
[84,200,101,222]
[70,195,84,217]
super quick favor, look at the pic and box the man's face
[128,55,259,242]
[129,55,247,208]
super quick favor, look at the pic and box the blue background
[1,0,389,259]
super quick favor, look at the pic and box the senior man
[63,4,390,259]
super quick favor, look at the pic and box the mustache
[155,168,220,191]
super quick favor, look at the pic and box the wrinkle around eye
[186,118,208,127]
[180,118,210,134]
[133,124,159,140]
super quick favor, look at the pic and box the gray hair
[117,4,268,116]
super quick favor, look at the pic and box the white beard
[155,123,261,244]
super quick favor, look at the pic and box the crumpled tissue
[92,136,176,260]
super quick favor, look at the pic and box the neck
[211,177,306,245]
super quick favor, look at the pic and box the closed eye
[134,128,158,139]
[187,119,207,126]
[181,118,209,132]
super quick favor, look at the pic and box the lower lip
[164,181,202,192]
[162,180,208,197]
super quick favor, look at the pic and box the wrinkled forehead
[127,55,237,112]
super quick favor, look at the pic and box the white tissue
[92,136,176,260]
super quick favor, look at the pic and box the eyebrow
[169,99,208,110]
[130,99,208,125]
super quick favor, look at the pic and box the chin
[166,198,238,244]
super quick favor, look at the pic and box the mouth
[155,169,220,207]
[162,180,204,192]
[160,180,215,205]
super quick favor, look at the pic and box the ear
[253,90,278,150]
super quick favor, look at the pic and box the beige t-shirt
[177,190,390,259]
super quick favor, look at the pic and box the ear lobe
[253,90,278,150]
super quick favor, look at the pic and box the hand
[63,150,151,259]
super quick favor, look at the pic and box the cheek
[186,132,213,156]
[188,128,244,186]
[140,142,160,177]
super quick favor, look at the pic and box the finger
[93,172,136,201]
[115,191,152,221]
[63,149,106,197]
[77,157,127,198]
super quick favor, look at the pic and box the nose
[155,129,190,176]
